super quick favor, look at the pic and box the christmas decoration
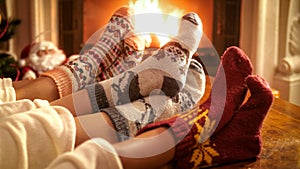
[0,7,21,80]
[0,52,19,80]
[19,41,67,80]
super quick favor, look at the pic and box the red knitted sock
[201,46,253,134]
[192,75,274,168]
[136,75,273,169]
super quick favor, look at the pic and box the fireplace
[58,0,242,60]
[82,0,214,45]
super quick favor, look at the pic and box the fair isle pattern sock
[184,75,274,168]
[112,58,205,140]
[200,46,253,134]
[101,94,179,141]
[87,59,206,141]
[175,59,206,112]
[97,34,146,81]
[136,75,273,169]
[85,12,203,109]
[62,6,138,91]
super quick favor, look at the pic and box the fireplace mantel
[240,0,300,106]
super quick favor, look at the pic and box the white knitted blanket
[0,78,123,169]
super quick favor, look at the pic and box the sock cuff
[85,83,110,112]
[40,67,73,98]
[136,108,209,159]
[136,115,192,143]
[100,107,130,141]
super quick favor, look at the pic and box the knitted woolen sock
[184,75,274,168]
[200,46,253,134]
[87,59,206,141]
[97,34,146,81]
[41,6,146,97]
[146,46,254,145]
[85,12,203,110]
[174,59,206,112]
[136,75,273,169]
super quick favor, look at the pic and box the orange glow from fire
[129,0,184,47]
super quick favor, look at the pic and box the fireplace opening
[59,0,240,59]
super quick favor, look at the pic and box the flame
[129,0,184,47]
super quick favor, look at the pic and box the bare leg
[12,79,33,88]
[114,127,175,169]
[50,89,93,117]
[73,110,175,169]
[14,77,59,101]
[74,112,119,146]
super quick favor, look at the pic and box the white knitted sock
[176,59,206,112]
[85,12,203,109]
[98,59,206,141]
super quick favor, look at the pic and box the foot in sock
[137,75,273,169]
[98,34,147,81]
[200,46,253,134]
[85,12,203,109]
[187,75,274,168]
[96,59,206,141]
[58,6,146,91]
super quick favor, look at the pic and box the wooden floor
[213,98,300,169]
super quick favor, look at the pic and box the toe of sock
[222,46,253,76]
[182,12,202,26]
[113,6,134,17]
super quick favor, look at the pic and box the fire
[129,0,184,47]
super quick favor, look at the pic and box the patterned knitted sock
[85,12,203,110]
[41,6,146,97]
[95,59,206,141]
[97,34,147,81]
[186,75,274,168]
[136,75,273,169]
[174,59,206,112]
[200,46,253,134]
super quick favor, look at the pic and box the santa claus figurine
[19,41,66,80]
